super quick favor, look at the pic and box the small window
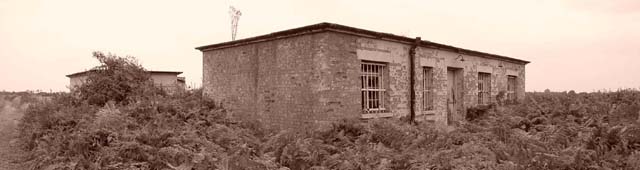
[478,72,491,105]
[507,76,517,104]
[361,62,387,113]
[423,67,434,110]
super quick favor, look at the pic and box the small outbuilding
[196,23,529,129]
[67,70,186,91]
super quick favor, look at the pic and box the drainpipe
[409,37,421,125]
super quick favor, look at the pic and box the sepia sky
[1,0,639,92]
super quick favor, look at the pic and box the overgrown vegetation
[15,52,640,169]
[75,52,164,106]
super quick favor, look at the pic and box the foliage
[14,52,640,169]
[74,51,163,106]
[261,90,640,170]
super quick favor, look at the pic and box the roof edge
[195,22,530,64]
[67,70,183,77]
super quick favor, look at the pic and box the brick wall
[412,47,526,125]
[201,31,527,129]
[202,32,361,129]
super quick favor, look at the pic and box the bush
[74,51,163,106]
[466,104,496,121]
[15,57,640,170]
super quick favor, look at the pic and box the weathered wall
[202,32,361,129]
[201,31,527,128]
[151,73,179,87]
[69,76,88,89]
[310,32,362,125]
[350,35,526,125]
[202,41,259,121]
[412,48,526,125]
[69,73,183,91]
[150,73,183,92]
[354,37,412,118]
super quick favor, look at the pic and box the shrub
[15,63,640,170]
[466,104,496,121]
[74,51,163,106]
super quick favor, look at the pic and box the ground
[0,97,27,170]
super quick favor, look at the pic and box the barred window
[361,62,387,114]
[423,67,434,110]
[507,76,517,104]
[478,72,491,105]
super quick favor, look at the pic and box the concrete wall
[202,31,526,129]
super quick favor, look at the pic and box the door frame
[446,67,464,125]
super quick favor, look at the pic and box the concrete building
[67,70,186,91]
[196,23,529,129]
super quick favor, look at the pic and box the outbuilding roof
[66,70,183,78]
[196,22,529,64]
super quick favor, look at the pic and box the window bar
[365,64,369,112]
[369,64,372,112]
[373,64,377,113]
[372,64,376,112]
[369,64,373,112]
[375,89,379,110]
[368,68,371,112]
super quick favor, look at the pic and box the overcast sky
[1,0,639,92]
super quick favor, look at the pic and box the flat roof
[196,22,530,64]
[66,70,183,78]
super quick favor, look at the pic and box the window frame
[477,72,492,105]
[507,75,517,104]
[422,67,435,111]
[361,61,388,114]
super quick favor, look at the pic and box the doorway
[446,67,464,125]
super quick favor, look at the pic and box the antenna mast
[229,6,242,41]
